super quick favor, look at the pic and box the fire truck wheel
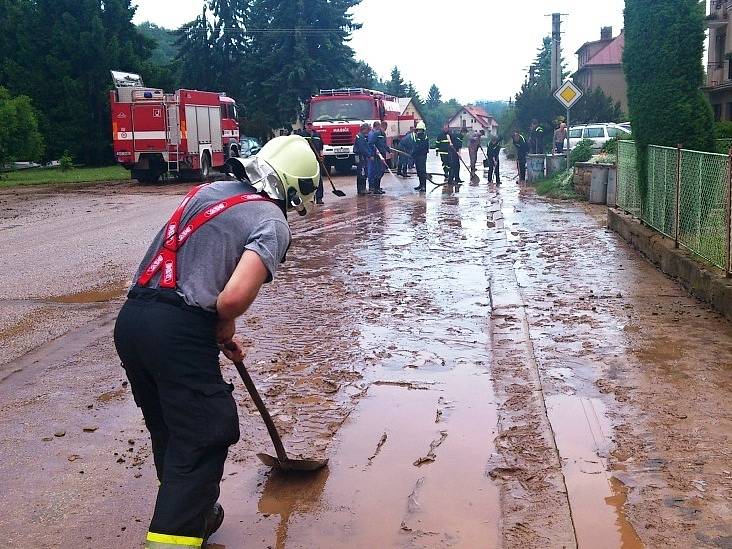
[133,170,160,185]
[200,152,211,180]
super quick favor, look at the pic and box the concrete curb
[607,208,732,321]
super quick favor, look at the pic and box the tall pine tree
[385,66,406,97]
[244,0,361,129]
[624,0,714,199]
[426,84,442,107]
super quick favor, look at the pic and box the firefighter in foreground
[354,122,371,195]
[114,135,318,549]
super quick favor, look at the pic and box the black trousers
[114,287,240,541]
[414,153,427,188]
[449,150,462,182]
[517,154,527,181]
[487,157,501,184]
[356,157,368,194]
[439,152,450,180]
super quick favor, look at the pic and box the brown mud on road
[0,156,730,548]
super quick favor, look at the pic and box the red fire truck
[109,71,241,184]
[306,88,420,173]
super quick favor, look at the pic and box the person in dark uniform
[114,136,319,549]
[435,126,452,182]
[367,121,384,194]
[512,130,529,182]
[485,134,502,185]
[450,128,467,184]
[303,121,325,204]
[529,119,545,154]
[353,123,371,196]
[374,121,390,193]
[412,121,429,192]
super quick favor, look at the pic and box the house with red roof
[447,105,499,136]
[573,27,628,114]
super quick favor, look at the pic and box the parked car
[568,123,631,150]
[239,136,262,157]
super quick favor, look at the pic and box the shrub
[715,121,732,139]
[60,151,74,171]
[602,137,618,155]
[569,139,594,165]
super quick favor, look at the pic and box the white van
[568,123,631,150]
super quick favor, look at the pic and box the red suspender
[137,185,272,289]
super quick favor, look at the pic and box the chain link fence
[616,141,731,272]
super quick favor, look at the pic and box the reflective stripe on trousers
[146,532,203,548]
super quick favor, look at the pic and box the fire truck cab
[306,88,404,173]
[110,71,241,184]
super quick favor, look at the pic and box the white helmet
[225,135,320,216]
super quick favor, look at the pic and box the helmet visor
[242,156,286,201]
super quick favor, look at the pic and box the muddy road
[0,154,730,548]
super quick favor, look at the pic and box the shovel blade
[332,189,346,197]
[256,452,329,472]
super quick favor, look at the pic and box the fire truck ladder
[165,100,181,173]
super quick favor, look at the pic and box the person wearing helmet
[113,135,319,549]
[412,121,429,192]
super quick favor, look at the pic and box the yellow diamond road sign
[555,81,583,109]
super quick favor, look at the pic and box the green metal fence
[616,141,732,272]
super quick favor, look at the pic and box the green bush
[715,121,732,139]
[602,137,618,155]
[569,139,594,165]
[535,169,578,199]
[60,151,73,171]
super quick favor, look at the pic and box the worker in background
[412,121,429,193]
[353,122,371,196]
[468,129,484,174]
[303,121,325,205]
[114,136,318,549]
[375,121,390,192]
[554,122,567,154]
[397,127,415,177]
[485,133,502,185]
[367,121,385,195]
[450,127,467,185]
[512,130,529,182]
[435,125,452,182]
[529,119,545,154]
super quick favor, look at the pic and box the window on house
[714,104,723,121]
[728,58,732,81]
[726,103,732,121]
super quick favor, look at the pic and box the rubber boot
[203,502,224,546]
[357,176,367,195]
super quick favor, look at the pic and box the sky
[132,0,626,104]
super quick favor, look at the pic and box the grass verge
[535,168,580,200]
[0,165,130,188]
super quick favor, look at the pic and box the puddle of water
[48,282,127,304]
[215,367,500,548]
[545,394,643,549]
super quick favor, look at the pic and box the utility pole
[551,13,562,92]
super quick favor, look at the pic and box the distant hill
[138,22,178,65]
[474,100,509,118]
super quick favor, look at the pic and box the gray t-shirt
[134,180,291,312]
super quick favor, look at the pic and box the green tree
[404,81,422,105]
[513,36,567,134]
[426,84,442,107]
[138,22,179,65]
[174,6,215,91]
[570,87,622,124]
[624,0,714,199]
[0,87,44,165]
[385,66,406,97]
[350,60,383,90]
[1,0,153,165]
[243,0,361,129]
